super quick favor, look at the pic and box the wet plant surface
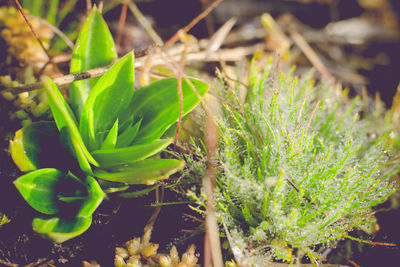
[1,1,400,266]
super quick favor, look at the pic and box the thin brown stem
[27,14,74,50]
[281,170,312,203]
[296,91,308,131]
[127,0,164,46]
[164,0,224,47]
[115,0,128,51]
[145,185,165,229]
[2,47,158,94]
[13,0,52,61]
[203,96,224,267]
[289,29,336,87]
[3,65,112,94]
[306,100,320,132]
[173,45,187,151]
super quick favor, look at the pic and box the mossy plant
[184,58,398,265]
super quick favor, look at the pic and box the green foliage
[185,59,398,264]
[9,6,208,243]
[32,215,92,243]
[70,6,118,118]
[22,0,77,26]
[13,166,104,242]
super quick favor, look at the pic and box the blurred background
[0,0,400,266]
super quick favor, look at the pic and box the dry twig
[115,0,128,51]
[127,0,164,46]
[289,29,336,87]
[164,0,224,47]
[13,0,52,61]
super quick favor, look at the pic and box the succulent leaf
[127,77,209,141]
[14,168,64,215]
[91,139,172,168]
[43,77,98,169]
[80,52,135,151]
[93,159,185,185]
[32,215,92,243]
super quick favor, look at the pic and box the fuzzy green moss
[183,58,398,264]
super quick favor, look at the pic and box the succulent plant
[9,7,208,243]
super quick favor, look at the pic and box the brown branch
[127,0,164,46]
[289,29,336,87]
[173,44,188,151]
[281,170,312,203]
[27,14,74,50]
[203,96,224,267]
[306,100,320,132]
[164,0,224,47]
[2,47,158,94]
[2,65,112,94]
[115,0,128,51]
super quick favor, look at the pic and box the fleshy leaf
[117,184,160,198]
[101,119,118,150]
[12,122,75,171]
[43,77,98,168]
[32,216,92,243]
[9,122,61,172]
[80,52,135,151]
[10,129,37,172]
[91,139,172,168]
[76,176,105,218]
[70,6,117,118]
[126,77,209,141]
[14,168,63,215]
[93,158,185,184]
[116,119,142,148]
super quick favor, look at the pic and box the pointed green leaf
[70,6,117,117]
[77,176,105,218]
[43,77,98,168]
[116,119,142,148]
[57,196,87,202]
[60,127,92,174]
[118,114,135,134]
[93,158,185,185]
[32,216,92,243]
[117,184,160,198]
[14,168,63,215]
[80,52,135,151]
[91,139,172,168]
[97,180,130,194]
[126,77,209,141]
[101,119,119,149]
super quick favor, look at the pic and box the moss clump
[184,58,398,264]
